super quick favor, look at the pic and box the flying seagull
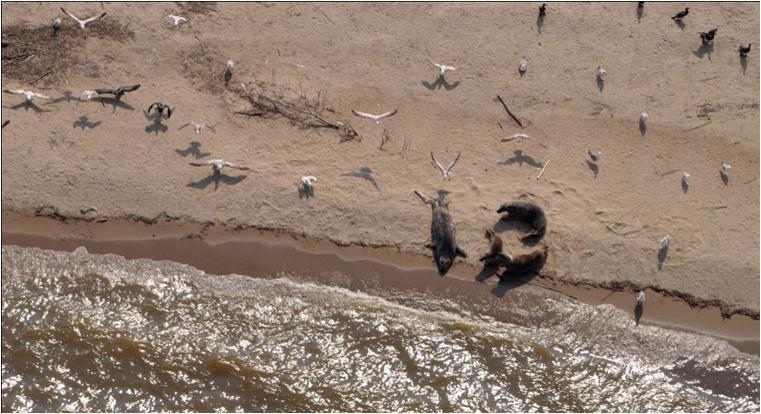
[588,150,603,162]
[431,151,461,180]
[168,14,187,26]
[427,60,455,77]
[95,84,140,100]
[190,159,250,175]
[179,122,215,135]
[3,89,50,103]
[660,234,672,249]
[147,102,173,119]
[351,109,398,124]
[60,8,106,29]
[301,175,317,189]
[52,17,62,34]
[671,8,689,21]
[739,43,751,57]
[699,28,717,44]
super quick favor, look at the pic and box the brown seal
[501,243,549,278]
[479,229,509,267]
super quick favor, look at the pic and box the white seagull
[659,234,672,249]
[52,17,62,34]
[190,159,250,175]
[431,62,456,77]
[640,112,649,122]
[3,89,50,103]
[721,161,731,173]
[596,66,607,80]
[636,290,646,304]
[351,109,398,124]
[431,151,461,180]
[501,133,530,142]
[682,172,690,185]
[300,175,317,189]
[60,8,107,29]
[519,58,528,74]
[168,14,187,26]
[588,150,603,161]
[179,122,216,135]
[80,90,99,101]
[226,60,234,75]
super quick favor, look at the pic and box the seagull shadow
[673,19,686,30]
[596,78,605,93]
[72,116,102,130]
[48,91,76,104]
[175,141,210,159]
[636,6,643,23]
[475,262,501,283]
[298,184,315,200]
[720,171,729,185]
[144,110,169,135]
[187,173,248,191]
[224,70,232,87]
[586,160,599,178]
[499,150,544,168]
[8,101,50,113]
[2,120,9,128]
[681,179,689,193]
[342,166,380,191]
[421,75,460,91]
[639,118,647,136]
[740,55,748,75]
[634,302,644,326]
[536,14,544,33]
[94,96,134,113]
[657,245,668,271]
[693,42,714,60]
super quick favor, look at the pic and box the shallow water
[2,245,758,412]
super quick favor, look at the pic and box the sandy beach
[2,0,759,320]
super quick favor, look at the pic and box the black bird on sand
[739,43,751,57]
[671,8,689,21]
[147,102,173,119]
[699,28,717,44]
[95,84,140,100]
[538,3,547,17]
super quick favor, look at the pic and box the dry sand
[1,2,759,316]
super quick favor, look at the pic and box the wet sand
[3,213,757,354]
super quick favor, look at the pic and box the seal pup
[671,8,689,21]
[60,8,106,29]
[351,109,398,124]
[739,43,751,57]
[147,102,173,119]
[497,201,547,241]
[479,229,509,267]
[95,84,140,100]
[501,243,548,277]
[414,190,467,276]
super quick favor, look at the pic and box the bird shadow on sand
[636,6,643,23]
[72,116,102,130]
[491,270,541,298]
[693,42,714,60]
[657,245,668,271]
[421,75,460,91]
[596,77,605,93]
[586,160,599,178]
[536,14,544,33]
[499,150,544,168]
[49,91,76,104]
[342,166,380,191]
[720,170,729,185]
[639,118,647,136]
[94,97,134,113]
[634,302,644,326]
[681,179,689,193]
[187,173,248,191]
[740,55,748,75]
[673,19,686,30]
[7,101,51,113]
[224,70,232,87]
[175,141,210,159]
[298,185,315,200]
[144,110,169,135]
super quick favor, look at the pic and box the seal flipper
[425,243,435,250]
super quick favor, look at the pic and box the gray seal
[415,190,467,276]
[497,201,547,241]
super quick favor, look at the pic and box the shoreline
[3,210,758,355]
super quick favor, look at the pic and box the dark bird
[637,1,644,8]
[699,28,717,44]
[538,3,547,17]
[52,17,62,35]
[147,102,172,119]
[671,8,689,21]
[2,120,9,128]
[95,84,140,100]
[739,43,751,57]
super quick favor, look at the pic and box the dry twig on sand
[496,95,524,128]
[536,160,550,179]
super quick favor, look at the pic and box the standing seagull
[3,89,50,103]
[60,8,107,29]
[52,17,62,34]
[660,234,672,249]
[671,7,689,21]
[167,14,187,26]
[95,84,140,100]
[190,159,250,175]
[301,175,317,189]
[519,58,528,74]
[721,161,731,173]
[739,43,751,57]
[596,66,607,80]
[431,151,462,180]
[351,109,398,124]
[179,122,215,135]
[588,150,603,161]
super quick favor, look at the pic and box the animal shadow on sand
[7,101,51,113]
[740,55,748,75]
[421,75,460,91]
[693,42,714,60]
[342,166,380,191]
[657,245,668,270]
[94,96,134,113]
[639,118,647,136]
[681,178,689,193]
[298,185,314,200]
[72,116,102,130]
[224,70,232,87]
[144,110,168,135]
[187,173,248,191]
[634,302,644,326]
[175,141,210,159]
[536,14,544,33]
[499,150,544,169]
[720,170,729,185]
[49,91,76,104]
[596,77,605,93]
[673,19,686,30]
[490,264,545,298]
[636,6,643,23]
[586,160,599,178]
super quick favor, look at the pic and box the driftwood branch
[414,190,434,205]
[496,95,524,128]
[536,160,550,179]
